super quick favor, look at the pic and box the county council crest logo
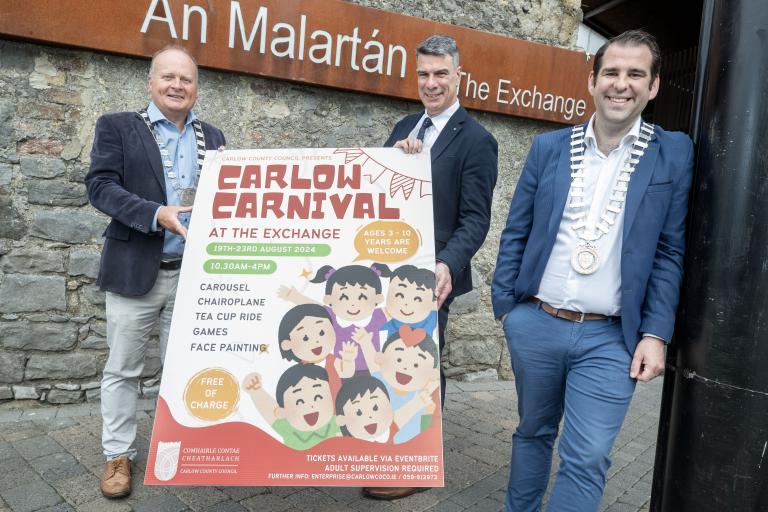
[154,441,181,481]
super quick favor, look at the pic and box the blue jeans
[503,301,636,512]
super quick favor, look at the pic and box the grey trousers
[101,268,179,460]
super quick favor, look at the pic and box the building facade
[0,0,584,403]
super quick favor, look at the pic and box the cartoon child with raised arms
[279,264,389,373]
[335,375,394,443]
[242,364,341,450]
[336,373,438,444]
[381,265,438,338]
[278,304,358,399]
[352,326,439,444]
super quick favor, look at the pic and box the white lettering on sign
[496,79,587,121]
[226,1,407,78]
[128,0,593,123]
[461,71,490,101]
[141,0,208,43]
[183,4,207,43]
[141,0,178,39]
[229,2,267,52]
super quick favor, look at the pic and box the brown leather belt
[529,297,614,323]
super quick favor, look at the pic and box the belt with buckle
[159,258,182,270]
[529,297,613,323]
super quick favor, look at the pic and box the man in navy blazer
[85,46,225,499]
[365,34,498,501]
[492,31,693,511]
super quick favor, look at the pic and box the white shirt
[407,100,461,149]
[371,428,390,443]
[536,115,642,316]
[334,313,373,329]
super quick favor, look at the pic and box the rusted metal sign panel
[0,0,594,124]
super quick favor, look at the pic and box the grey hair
[148,45,198,79]
[416,34,460,67]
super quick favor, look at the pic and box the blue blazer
[491,123,694,354]
[385,106,498,297]
[85,112,225,296]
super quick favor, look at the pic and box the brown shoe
[363,486,428,500]
[100,455,131,498]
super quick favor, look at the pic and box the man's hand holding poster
[145,148,444,487]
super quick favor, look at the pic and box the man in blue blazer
[365,34,498,500]
[85,46,225,499]
[492,31,693,511]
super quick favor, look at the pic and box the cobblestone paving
[0,378,662,512]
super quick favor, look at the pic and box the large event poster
[145,148,444,487]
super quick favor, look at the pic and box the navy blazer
[385,106,498,297]
[85,112,226,296]
[491,123,694,354]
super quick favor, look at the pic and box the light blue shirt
[382,310,438,338]
[372,371,425,444]
[147,102,198,258]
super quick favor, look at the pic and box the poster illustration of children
[242,365,341,450]
[352,326,439,444]
[381,265,438,337]
[277,304,358,399]
[278,263,389,373]
[145,147,443,486]
[335,375,394,443]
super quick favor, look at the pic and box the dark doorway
[582,0,704,132]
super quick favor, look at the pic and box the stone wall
[0,0,582,403]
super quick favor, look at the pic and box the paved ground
[0,377,662,512]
